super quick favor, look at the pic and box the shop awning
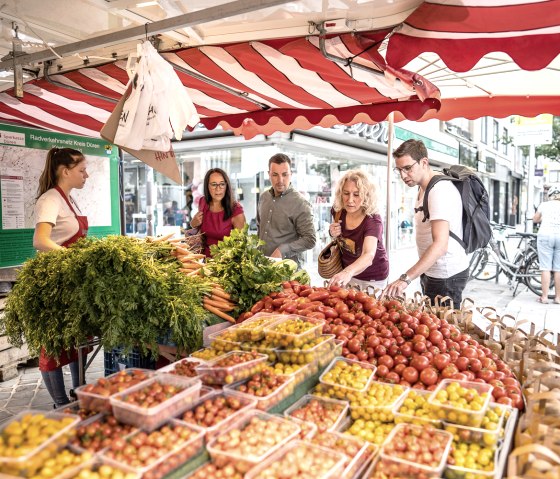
[0,0,558,138]
[0,31,440,139]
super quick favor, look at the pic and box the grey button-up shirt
[257,185,316,266]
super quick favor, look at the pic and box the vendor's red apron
[39,186,89,372]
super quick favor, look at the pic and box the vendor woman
[33,147,89,407]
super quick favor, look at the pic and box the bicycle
[468,222,554,299]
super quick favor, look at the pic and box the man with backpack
[383,139,485,306]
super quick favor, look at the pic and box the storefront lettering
[333,122,389,144]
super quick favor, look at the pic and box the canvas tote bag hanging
[318,210,343,279]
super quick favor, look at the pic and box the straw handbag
[318,210,343,279]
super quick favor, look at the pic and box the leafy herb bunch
[1,236,210,359]
[205,226,292,316]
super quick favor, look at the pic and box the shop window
[492,120,499,150]
[480,117,488,144]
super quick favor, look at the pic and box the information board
[0,124,120,269]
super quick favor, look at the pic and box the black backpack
[418,165,491,254]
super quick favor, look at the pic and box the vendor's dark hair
[203,168,236,220]
[37,147,85,199]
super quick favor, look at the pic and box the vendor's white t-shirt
[415,179,469,278]
[35,189,83,245]
[537,200,560,235]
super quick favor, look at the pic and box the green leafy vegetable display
[206,226,293,316]
[1,236,211,359]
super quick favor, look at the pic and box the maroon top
[200,197,244,256]
[334,209,389,281]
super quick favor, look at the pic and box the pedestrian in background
[533,186,560,304]
[257,153,316,266]
[190,168,245,257]
[383,139,469,306]
[33,147,90,407]
[328,169,389,289]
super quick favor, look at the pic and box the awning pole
[385,112,394,251]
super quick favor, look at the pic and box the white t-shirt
[537,199,560,235]
[35,189,84,245]
[415,179,469,278]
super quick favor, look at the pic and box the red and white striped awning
[0,0,559,139]
[0,32,440,139]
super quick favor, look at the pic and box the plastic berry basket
[100,419,204,479]
[206,409,301,474]
[194,351,269,385]
[55,457,140,479]
[270,360,317,386]
[379,423,453,479]
[238,340,278,362]
[157,357,205,377]
[392,388,442,427]
[309,429,374,479]
[428,379,494,427]
[223,373,295,411]
[349,381,408,423]
[75,368,155,414]
[444,447,499,479]
[177,390,257,441]
[244,439,347,479]
[234,313,285,342]
[190,347,227,362]
[0,410,81,477]
[282,415,318,441]
[442,402,507,448]
[318,356,376,398]
[109,375,202,431]
[68,413,137,455]
[58,401,99,421]
[274,334,336,365]
[207,328,243,352]
[283,394,349,433]
[263,315,324,348]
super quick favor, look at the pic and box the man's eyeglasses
[209,182,226,189]
[393,160,421,175]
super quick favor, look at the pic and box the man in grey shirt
[257,153,316,266]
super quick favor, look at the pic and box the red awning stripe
[0,92,101,137]
[48,72,123,101]
[167,49,297,110]
[387,0,560,71]
[163,53,276,113]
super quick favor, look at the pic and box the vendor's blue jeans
[41,361,80,407]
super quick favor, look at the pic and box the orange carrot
[204,304,236,323]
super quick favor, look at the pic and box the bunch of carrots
[165,237,237,323]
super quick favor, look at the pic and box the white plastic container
[110,375,202,431]
[206,410,300,474]
[283,394,349,433]
[0,410,81,477]
[428,379,493,427]
[318,356,376,398]
[194,351,268,385]
[263,315,324,348]
[224,373,295,411]
[244,440,347,479]
[75,368,155,413]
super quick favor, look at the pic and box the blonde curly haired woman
[328,169,389,289]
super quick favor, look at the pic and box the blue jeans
[41,361,80,407]
[420,268,469,308]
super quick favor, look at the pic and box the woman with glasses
[190,168,245,256]
[328,169,389,289]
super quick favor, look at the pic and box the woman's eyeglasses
[209,182,226,189]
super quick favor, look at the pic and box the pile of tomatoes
[240,281,523,410]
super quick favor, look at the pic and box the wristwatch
[399,273,412,285]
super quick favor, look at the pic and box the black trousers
[420,268,469,308]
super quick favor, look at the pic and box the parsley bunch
[1,236,210,359]
[205,226,293,316]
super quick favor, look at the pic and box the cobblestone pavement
[0,348,106,424]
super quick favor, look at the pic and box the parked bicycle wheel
[523,251,555,299]
[469,248,499,281]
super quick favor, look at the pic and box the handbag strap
[332,209,342,246]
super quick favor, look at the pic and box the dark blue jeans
[41,361,80,407]
[420,268,469,308]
